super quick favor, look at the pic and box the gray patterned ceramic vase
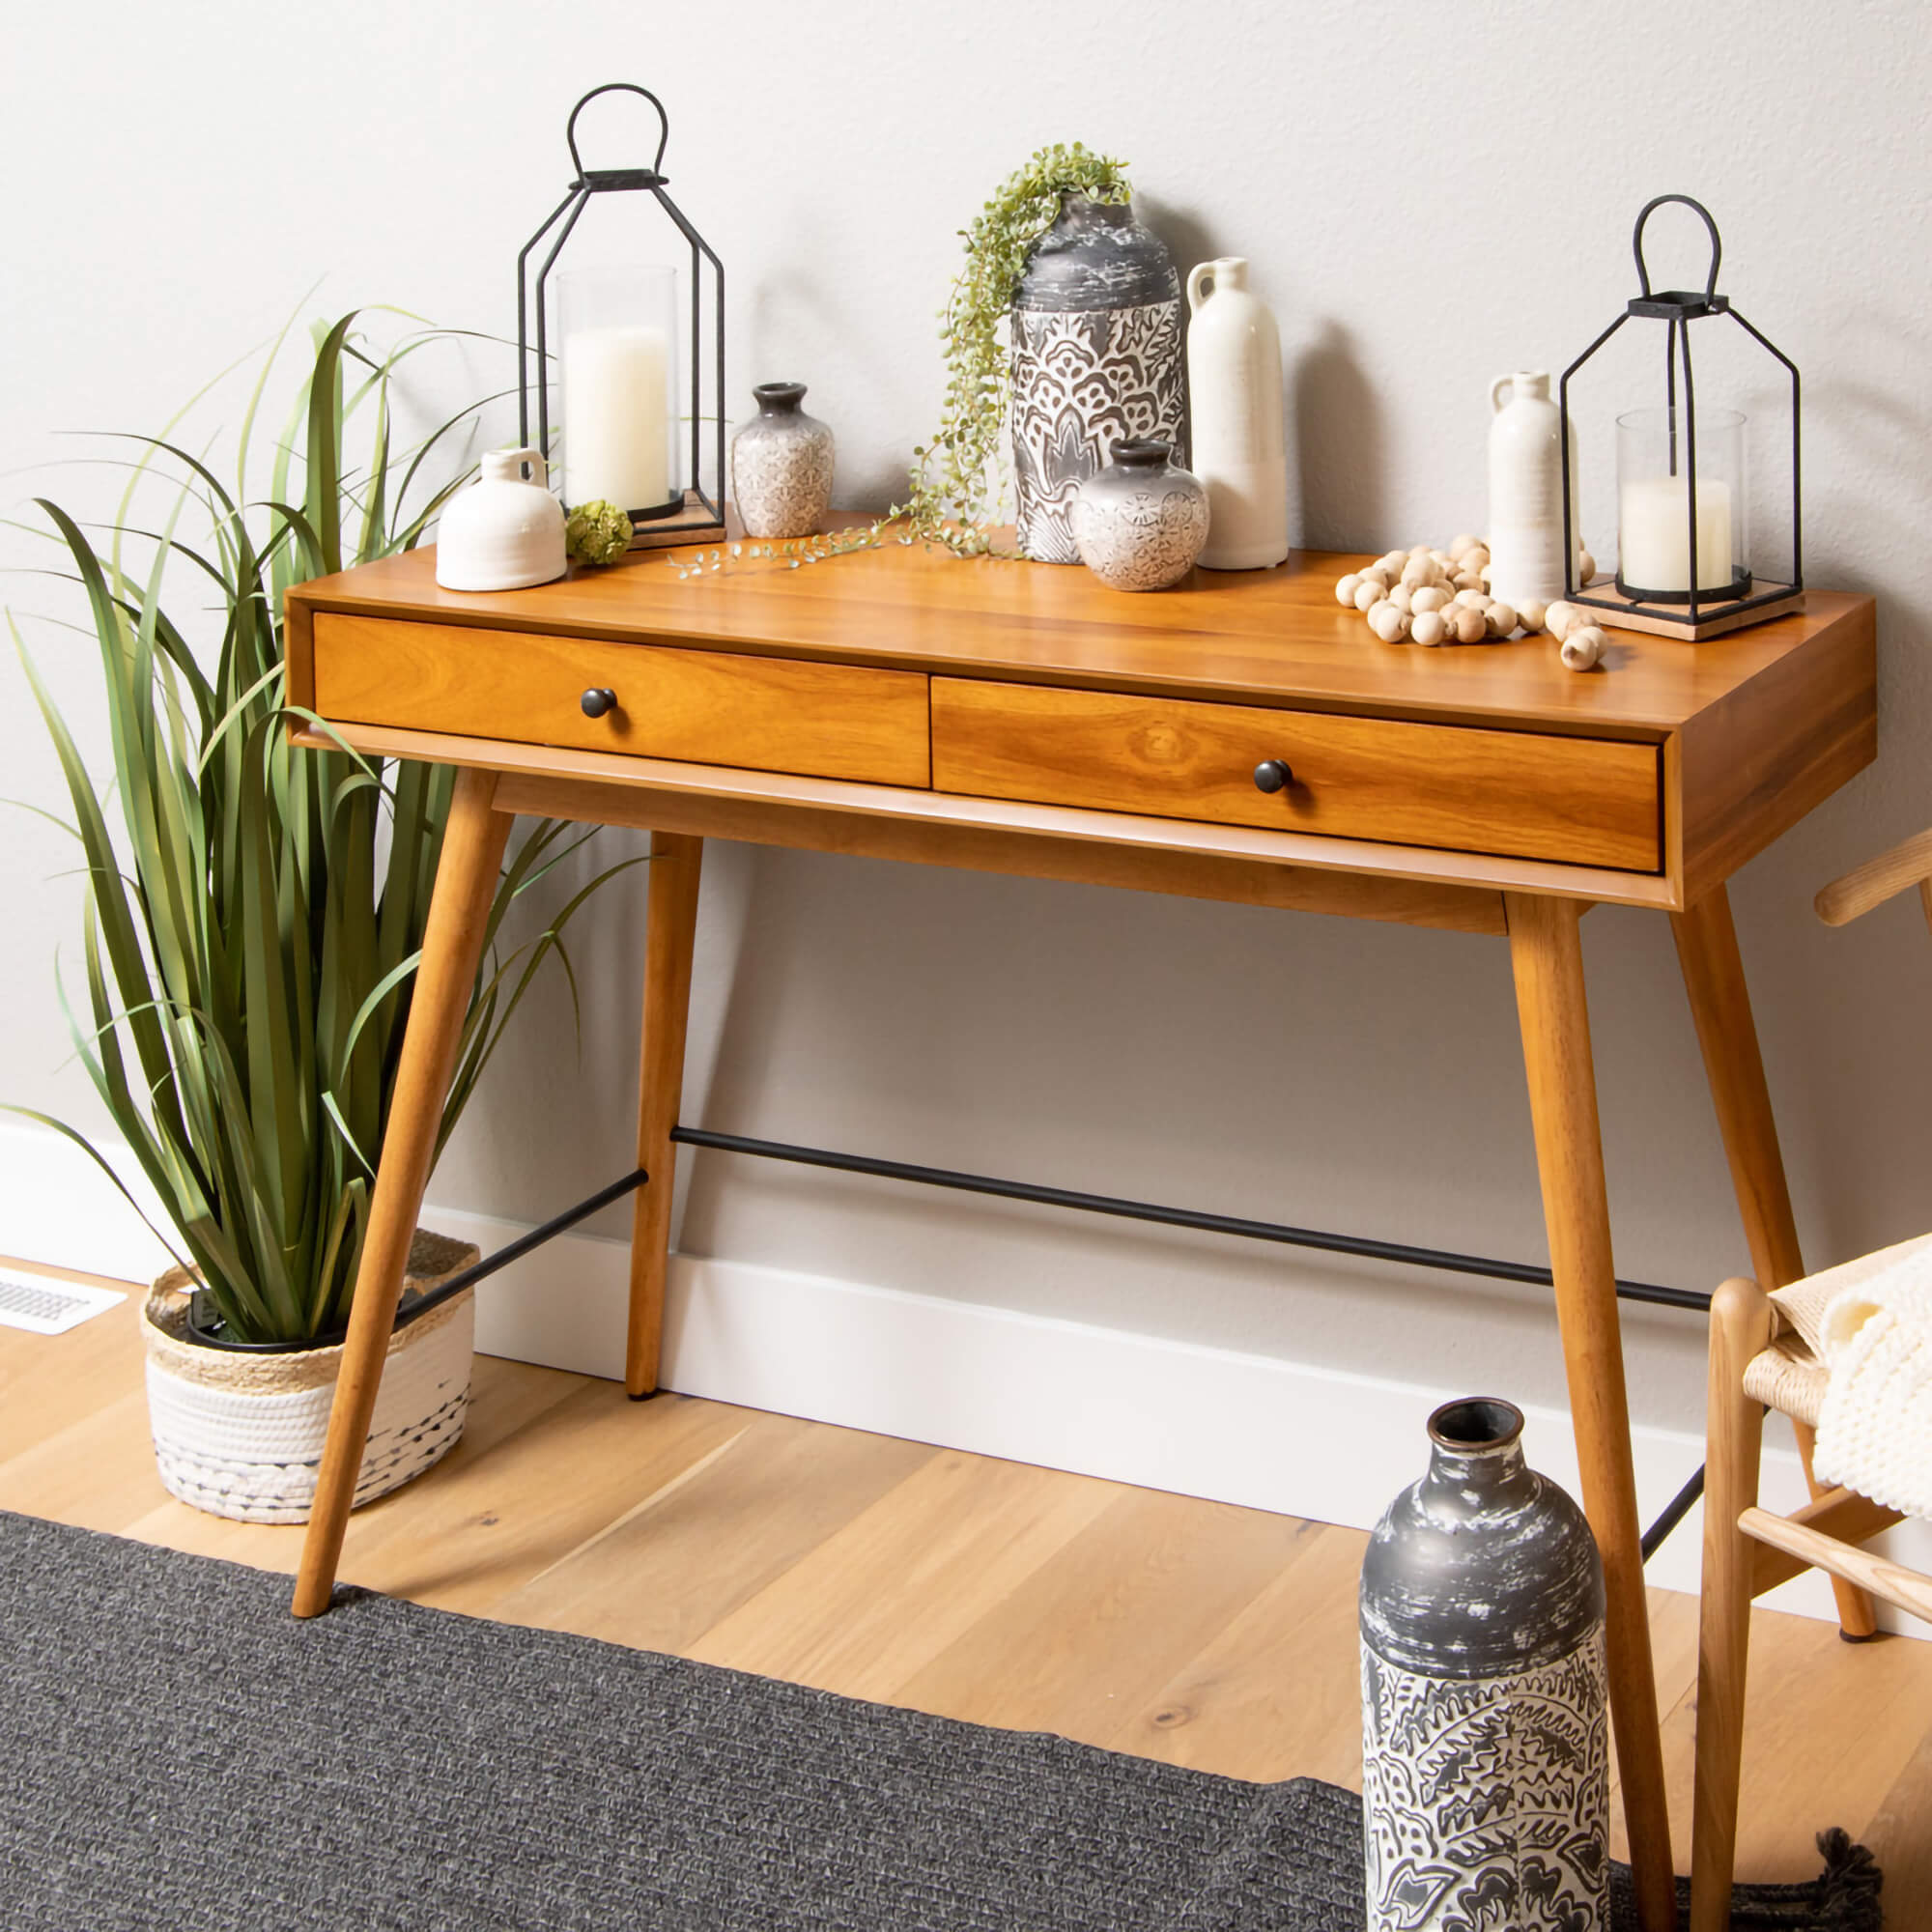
[1010,193,1184,564]
[1069,441,1208,592]
[1359,1398,1608,1932]
[730,383,835,540]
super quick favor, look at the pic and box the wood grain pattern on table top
[931,677,1662,873]
[287,541,1874,739]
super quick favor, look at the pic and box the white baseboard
[8,1119,1924,1632]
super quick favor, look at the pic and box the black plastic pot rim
[180,1287,439,1354]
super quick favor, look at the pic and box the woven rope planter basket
[141,1230,479,1524]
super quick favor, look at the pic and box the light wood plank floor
[5,1261,1930,1916]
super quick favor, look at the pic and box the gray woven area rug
[0,1511,1879,1929]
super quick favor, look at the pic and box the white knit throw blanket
[1794,1232,1932,1520]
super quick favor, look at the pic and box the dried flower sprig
[665,524,905,579]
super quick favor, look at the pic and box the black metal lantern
[1559,195,1803,639]
[517,83,725,547]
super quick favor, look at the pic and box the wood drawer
[931,679,1661,871]
[311,614,931,788]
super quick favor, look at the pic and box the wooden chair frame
[1690,822,1932,1930]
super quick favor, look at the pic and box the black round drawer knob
[580,687,617,719]
[1253,758,1293,794]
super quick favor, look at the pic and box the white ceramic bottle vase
[1486,371,1573,610]
[1185,257,1290,571]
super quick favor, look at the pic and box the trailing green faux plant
[8,311,636,1344]
[891,141,1130,554]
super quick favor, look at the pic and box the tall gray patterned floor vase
[1360,1399,1610,1931]
[1010,193,1185,563]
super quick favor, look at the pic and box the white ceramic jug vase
[1185,257,1290,571]
[1486,372,1573,610]
[436,446,568,592]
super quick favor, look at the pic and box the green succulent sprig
[890,141,1130,554]
[565,498,634,566]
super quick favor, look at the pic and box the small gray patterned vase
[730,383,835,540]
[1359,1398,1609,1932]
[1068,441,1209,592]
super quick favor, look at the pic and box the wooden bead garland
[1367,601,1410,642]
[1336,538,1609,671]
[1337,537,1556,651]
[1560,626,1606,671]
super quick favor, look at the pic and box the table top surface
[290,543,1872,740]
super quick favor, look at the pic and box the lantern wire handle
[565,82,670,182]
[1632,193,1721,302]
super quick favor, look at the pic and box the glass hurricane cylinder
[557,267,680,518]
[1616,406,1747,601]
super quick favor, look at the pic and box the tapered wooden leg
[1506,892,1676,1932]
[292,770,513,1618]
[1672,882,1878,1637]
[1689,1276,1774,1932]
[625,832,704,1398]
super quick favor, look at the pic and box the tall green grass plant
[11,312,627,1343]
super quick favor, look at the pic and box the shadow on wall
[1141,193,1383,558]
[1293,319,1383,552]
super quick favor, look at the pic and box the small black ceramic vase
[1359,1398,1609,1932]
[1069,441,1208,591]
[730,383,835,540]
[1010,193,1185,564]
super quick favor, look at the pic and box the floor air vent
[0,1269,127,1335]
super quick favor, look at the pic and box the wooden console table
[283,541,1875,1931]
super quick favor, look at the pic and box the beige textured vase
[1185,257,1290,572]
[141,1229,478,1524]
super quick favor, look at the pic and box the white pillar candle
[1617,475,1734,593]
[562,326,669,512]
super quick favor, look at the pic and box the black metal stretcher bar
[1640,1463,1707,1561]
[397,1165,650,1324]
[669,1125,1711,1313]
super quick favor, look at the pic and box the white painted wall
[4,2,1931,1604]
